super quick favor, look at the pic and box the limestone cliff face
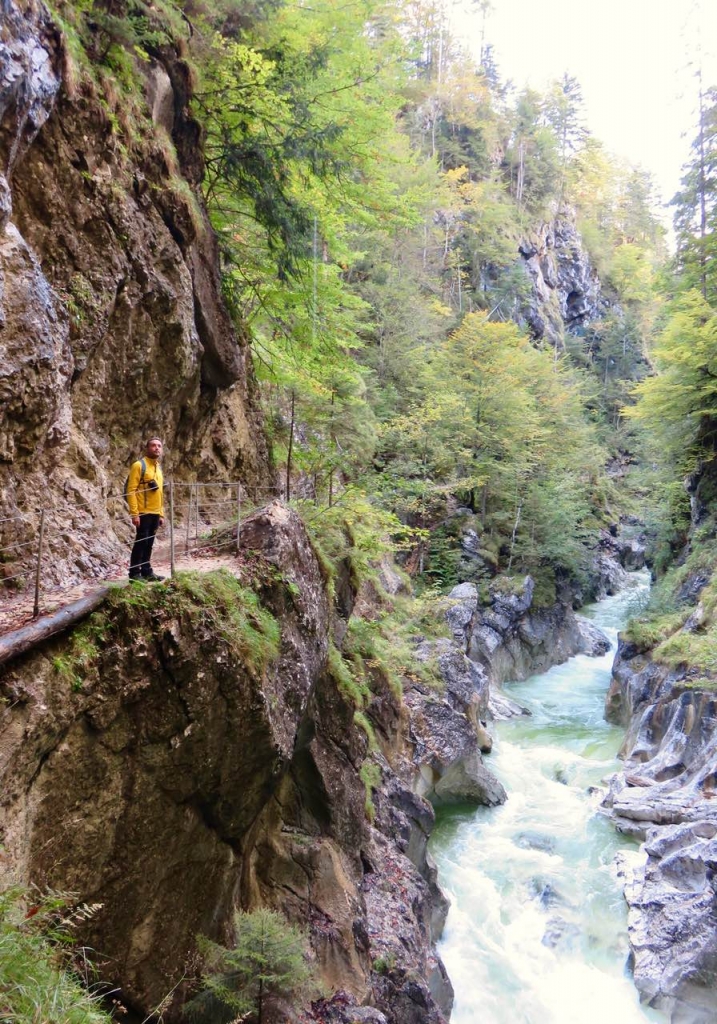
[600,463,717,1022]
[442,576,608,692]
[0,0,270,586]
[518,214,605,349]
[603,641,717,1023]
[0,504,459,1023]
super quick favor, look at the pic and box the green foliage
[377,312,605,583]
[328,643,370,709]
[623,534,717,656]
[671,86,717,305]
[343,592,448,696]
[627,291,717,475]
[359,760,382,822]
[298,493,418,593]
[184,908,312,1024]
[0,886,110,1024]
[53,571,279,689]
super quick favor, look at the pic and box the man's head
[145,437,163,459]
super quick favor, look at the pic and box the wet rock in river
[515,831,556,853]
[575,615,611,656]
[405,638,506,807]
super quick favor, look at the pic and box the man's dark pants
[129,513,160,578]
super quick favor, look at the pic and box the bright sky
[452,0,717,216]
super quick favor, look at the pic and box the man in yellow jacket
[127,437,165,582]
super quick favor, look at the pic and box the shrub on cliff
[184,908,312,1024]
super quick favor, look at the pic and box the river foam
[430,574,667,1024]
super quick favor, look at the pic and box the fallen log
[0,587,113,668]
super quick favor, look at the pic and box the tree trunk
[507,498,523,572]
[285,390,295,502]
[0,588,111,667]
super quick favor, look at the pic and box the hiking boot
[143,572,165,582]
[129,576,148,583]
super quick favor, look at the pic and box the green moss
[654,625,717,673]
[623,531,717,655]
[343,592,448,698]
[677,675,717,691]
[353,711,378,752]
[327,643,369,708]
[165,570,280,674]
[52,613,109,690]
[623,610,688,652]
[54,570,279,688]
[306,531,336,603]
[359,760,382,822]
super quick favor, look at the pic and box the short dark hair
[145,436,163,445]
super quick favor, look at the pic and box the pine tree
[671,83,717,304]
[184,908,312,1024]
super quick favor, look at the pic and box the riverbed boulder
[403,638,505,806]
[575,615,612,656]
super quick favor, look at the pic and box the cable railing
[0,481,281,630]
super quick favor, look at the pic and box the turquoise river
[430,573,668,1024]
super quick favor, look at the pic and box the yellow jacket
[127,458,164,517]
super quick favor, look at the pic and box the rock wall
[518,215,605,349]
[0,0,270,586]
[0,503,483,1023]
[442,575,608,692]
[603,641,717,1022]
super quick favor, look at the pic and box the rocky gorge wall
[518,216,605,348]
[596,457,717,1023]
[0,0,270,586]
[603,640,717,1024]
[0,504,448,1022]
[0,495,622,1023]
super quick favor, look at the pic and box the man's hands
[159,517,165,527]
[132,516,140,528]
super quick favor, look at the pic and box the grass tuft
[0,886,111,1024]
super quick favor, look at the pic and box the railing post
[185,483,193,557]
[33,509,45,619]
[169,481,176,578]
[236,483,241,554]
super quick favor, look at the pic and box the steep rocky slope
[0,504,482,1022]
[604,642,717,1024]
[0,496,618,1022]
[602,466,717,1023]
[0,0,270,587]
[519,216,604,346]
